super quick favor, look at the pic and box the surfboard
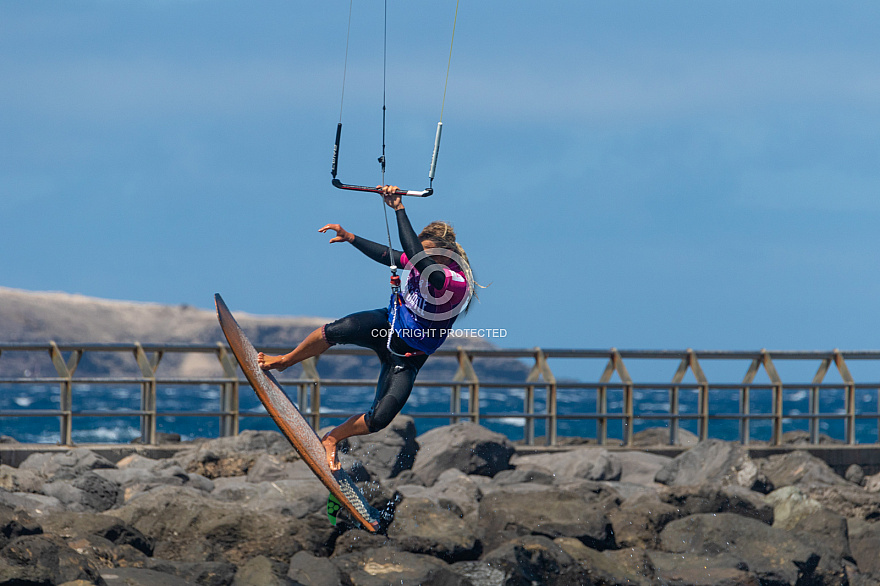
[214,293,380,531]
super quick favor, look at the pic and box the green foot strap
[327,493,342,526]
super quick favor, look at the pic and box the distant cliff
[0,287,520,382]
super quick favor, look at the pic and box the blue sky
[3,1,880,357]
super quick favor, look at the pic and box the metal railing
[2,343,880,447]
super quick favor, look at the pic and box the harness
[386,269,425,358]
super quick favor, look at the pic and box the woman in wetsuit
[258,185,474,471]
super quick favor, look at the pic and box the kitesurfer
[258,185,474,471]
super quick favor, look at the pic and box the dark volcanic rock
[0,504,42,544]
[654,439,758,488]
[107,486,304,564]
[246,453,301,483]
[412,422,514,486]
[659,512,826,585]
[607,492,680,549]
[555,537,657,585]
[38,511,153,556]
[173,430,298,479]
[41,470,123,513]
[430,469,484,522]
[757,450,850,489]
[648,550,759,586]
[765,486,824,529]
[513,448,622,482]
[491,466,556,486]
[448,560,509,586]
[631,426,699,447]
[779,430,844,445]
[392,468,485,527]
[332,528,394,557]
[765,486,852,581]
[63,533,150,570]
[93,454,214,503]
[288,551,345,586]
[0,534,107,585]
[0,488,66,516]
[0,464,43,493]
[847,517,880,578]
[333,546,471,585]
[481,535,580,585]
[212,476,328,519]
[232,554,298,586]
[144,558,236,586]
[10,432,880,585]
[388,497,480,562]
[613,450,672,485]
[801,483,880,521]
[342,415,419,480]
[19,448,117,481]
[477,486,615,552]
[846,464,866,486]
[661,483,774,524]
[100,566,198,586]
[73,471,122,511]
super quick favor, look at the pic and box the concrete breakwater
[3,421,880,585]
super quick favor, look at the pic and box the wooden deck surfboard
[214,294,380,531]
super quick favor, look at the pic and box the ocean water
[2,381,879,445]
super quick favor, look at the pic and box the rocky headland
[3,421,880,585]
[0,286,519,382]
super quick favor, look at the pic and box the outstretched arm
[318,223,402,267]
[351,235,403,267]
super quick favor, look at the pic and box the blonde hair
[419,221,479,311]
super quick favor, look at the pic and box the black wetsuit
[322,208,447,433]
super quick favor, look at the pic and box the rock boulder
[411,423,513,486]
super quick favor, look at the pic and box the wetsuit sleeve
[350,235,403,267]
[395,208,446,290]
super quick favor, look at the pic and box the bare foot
[322,433,341,471]
[257,352,287,372]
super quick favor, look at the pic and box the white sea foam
[788,390,808,402]
[72,426,139,443]
[112,388,136,400]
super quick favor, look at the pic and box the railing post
[134,343,162,445]
[615,351,634,446]
[49,342,81,446]
[688,350,709,441]
[524,365,535,445]
[597,352,614,446]
[833,350,856,445]
[741,357,761,445]
[453,349,479,425]
[301,357,322,431]
[525,348,556,446]
[810,358,831,444]
[669,355,689,445]
[450,371,461,424]
[216,343,240,437]
[761,350,783,445]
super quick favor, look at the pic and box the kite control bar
[330,122,437,198]
[331,179,433,198]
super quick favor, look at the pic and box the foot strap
[327,493,342,526]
